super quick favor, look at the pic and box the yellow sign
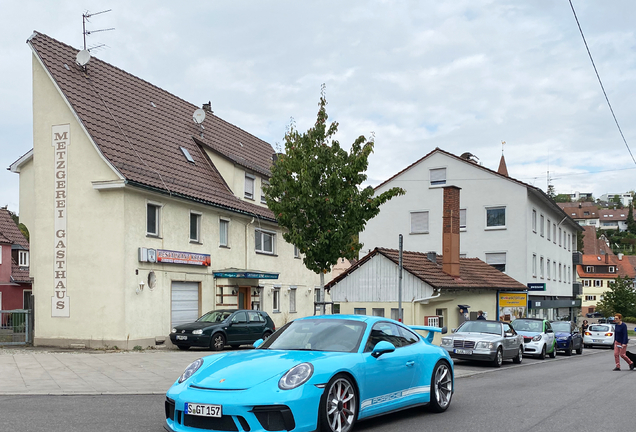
[499,293,527,307]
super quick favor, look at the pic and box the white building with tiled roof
[9,32,320,349]
[360,148,583,321]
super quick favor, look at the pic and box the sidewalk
[0,345,585,396]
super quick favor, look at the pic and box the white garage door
[171,282,199,327]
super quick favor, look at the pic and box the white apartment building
[360,149,583,320]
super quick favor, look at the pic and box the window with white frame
[585,295,596,301]
[553,262,556,279]
[558,228,562,246]
[354,308,366,315]
[190,212,201,242]
[586,266,594,273]
[18,250,29,267]
[486,207,506,228]
[219,219,229,247]
[547,259,551,279]
[583,279,590,287]
[244,174,255,199]
[558,263,562,281]
[547,219,551,241]
[255,229,275,254]
[594,280,602,287]
[391,308,400,321]
[532,210,537,232]
[553,224,556,244]
[460,209,467,230]
[429,168,446,186]
[540,256,544,279]
[272,286,280,312]
[410,211,429,234]
[372,308,385,317]
[609,266,615,273]
[532,254,537,277]
[486,252,506,272]
[260,180,269,204]
[146,202,161,236]
[568,266,571,283]
[567,233,571,251]
[540,215,544,237]
[289,286,297,313]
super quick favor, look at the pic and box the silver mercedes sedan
[440,320,524,367]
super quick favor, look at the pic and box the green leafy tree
[265,89,405,312]
[546,184,556,199]
[6,208,29,243]
[553,194,572,203]
[595,276,636,318]
[627,203,636,235]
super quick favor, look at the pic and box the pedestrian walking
[477,310,486,320]
[612,313,634,371]
[581,320,589,334]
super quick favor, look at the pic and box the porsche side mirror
[253,339,264,348]
[371,341,395,358]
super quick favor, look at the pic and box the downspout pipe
[411,292,441,324]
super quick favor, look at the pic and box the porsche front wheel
[429,361,453,413]
[320,374,357,432]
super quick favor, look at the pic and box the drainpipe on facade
[411,292,442,324]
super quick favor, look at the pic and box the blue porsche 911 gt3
[165,314,453,432]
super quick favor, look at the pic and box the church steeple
[498,141,509,176]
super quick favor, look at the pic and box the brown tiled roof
[598,208,633,222]
[0,209,29,249]
[27,32,275,221]
[326,247,527,291]
[11,258,32,284]
[580,226,612,255]
[561,207,600,219]
[577,254,636,279]
[557,202,597,209]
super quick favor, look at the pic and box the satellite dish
[193,108,206,124]
[76,49,91,66]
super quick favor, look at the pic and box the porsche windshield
[196,311,232,323]
[260,319,366,353]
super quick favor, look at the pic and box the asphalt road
[0,347,632,432]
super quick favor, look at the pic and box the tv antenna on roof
[78,9,114,67]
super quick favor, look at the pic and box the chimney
[426,251,437,263]
[442,186,461,277]
[605,254,609,264]
[202,101,212,112]
[618,253,624,261]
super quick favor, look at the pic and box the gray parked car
[440,320,524,367]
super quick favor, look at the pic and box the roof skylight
[180,146,195,163]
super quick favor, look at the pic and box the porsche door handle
[406,361,415,367]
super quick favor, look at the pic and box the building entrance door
[238,287,250,309]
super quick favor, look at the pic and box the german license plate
[593,339,603,342]
[176,335,188,341]
[185,403,222,417]
[454,348,472,355]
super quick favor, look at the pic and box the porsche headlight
[178,358,203,384]
[171,328,177,334]
[279,363,314,390]
[532,334,542,342]
[192,329,203,335]
[441,337,452,346]
[475,341,494,350]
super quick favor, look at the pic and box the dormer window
[18,250,29,267]
[586,266,594,273]
[244,174,255,200]
[609,266,615,273]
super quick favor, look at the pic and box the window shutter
[485,253,506,265]
[430,168,446,185]
[411,211,429,233]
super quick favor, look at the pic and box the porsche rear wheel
[320,374,357,432]
[211,333,226,351]
[429,361,453,413]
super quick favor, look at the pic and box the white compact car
[583,324,615,348]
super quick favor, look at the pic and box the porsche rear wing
[409,325,448,343]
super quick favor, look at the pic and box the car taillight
[585,332,591,335]
[605,333,613,337]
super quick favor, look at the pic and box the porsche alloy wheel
[321,375,357,432]
[429,361,453,412]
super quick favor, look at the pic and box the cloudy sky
[2,0,635,214]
